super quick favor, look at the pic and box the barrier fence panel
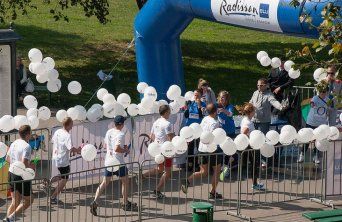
[0,178,49,222]
[48,162,140,222]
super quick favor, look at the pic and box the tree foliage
[0,0,110,24]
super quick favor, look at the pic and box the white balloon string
[84,38,135,108]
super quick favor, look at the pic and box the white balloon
[175,96,186,107]
[281,125,297,137]
[42,57,55,71]
[137,82,148,94]
[172,136,188,154]
[151,101,160,114]
[103,94,116,104]
[91,103,103,110]
[117,93,131,109]
[14,115,29,130]
[167,85,182,100]
[103,103,116,118]
[266,130,279,145]
[137,103,149,115]
[23,95,38,109]
[200,131,215,145]
[169,101,180,114]
[313,124,330,141]
[141,96,154,109]
[212,128,227,145]
[36,72,49,83]
[111,103,126,117]
[271,57,281,68]
[38,106,51,120]
[68,81,82,95]
[220,137,237,155]
[56,110,68,123]
[284,60,295,72]
[9,161,26,176]
[148,142,161,157]
[189,123,203,139]
[180,126,194,142]
[0,115,15,132]
[329,126,340,141]
[155,154,165,164]
[206,143,217,153]
[28,48,43,63]
[74,105,87,121]
[249,130,266,150]
[315,139,330,152]
[289,68,301,79]
[297,128,314,143]
[184,91,194,101]
[234,134,249,151]
[97,88,108,101]
[127,104,139,117]
[32,62,47,75]
[47,79,62,93]
[87,107,103,123]
[313,68,327,82]
[260,56,271,67]
[47,69,59,81]
[279,130,294,145]
[67,107,79,120]
[28,116,39,129]
[26,108,38,118]
[257,51,268,61]
[22,168,36,180]
[0,142,7,158]
[144,86,157,101]
[340,113,342,123]
[158,100,168,106]
[161,141,175,158]
[260,143,275,158]
[105,155,120,172]
[81,144,97,161]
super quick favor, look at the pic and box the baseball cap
[114,115,126,125]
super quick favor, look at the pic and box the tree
[0,0,110,24]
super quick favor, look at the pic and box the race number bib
[189,113,199,119]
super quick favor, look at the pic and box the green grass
[1,0,314,108]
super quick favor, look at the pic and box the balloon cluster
[149,123,340,164]
[9,161,35,180]
[28,48,61,93]
[256,51,300,79]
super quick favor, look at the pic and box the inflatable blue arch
[134,0,337,99]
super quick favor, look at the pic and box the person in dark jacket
[267,61,294,102]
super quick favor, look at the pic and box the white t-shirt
[151,117,173,144]
[307,95,328,127]
[104,128,126,165]
[199,116,219,152]
[52,128,72,168]
[7,139,31,166]
[240,117,255,135]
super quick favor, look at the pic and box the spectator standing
[16,57,28,99]
[198,79,216,105]
[325,65,341,126]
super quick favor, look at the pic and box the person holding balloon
[181,104,224,199]
[184,89,206,171]
[236,103,265,190]
[50,117,81,204]
[215,90,236,181]
[142,105,175,199]
[5,125,35,222]
[90,115,137,215]
[198,79,216,105]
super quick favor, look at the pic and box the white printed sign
[211,0,282,32]
[326,140,342,196]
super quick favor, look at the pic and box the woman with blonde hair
[198,78,216,105]
[236,103,264,190]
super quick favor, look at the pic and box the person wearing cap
[50,117,80,204]
[90,115,137,215]
[5,125,35,222]
[325,65,341,126]
[181,104,223,199]
[142,105,175,199]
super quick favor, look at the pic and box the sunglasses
[257,84,265,87]
[327,72,335,75]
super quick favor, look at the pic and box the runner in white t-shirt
[90,115,137,215]
[50,117,80,204]
[5,125,35,222]
[181,104,224,199]
[142,105,175,199]
[237,103,264,190]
